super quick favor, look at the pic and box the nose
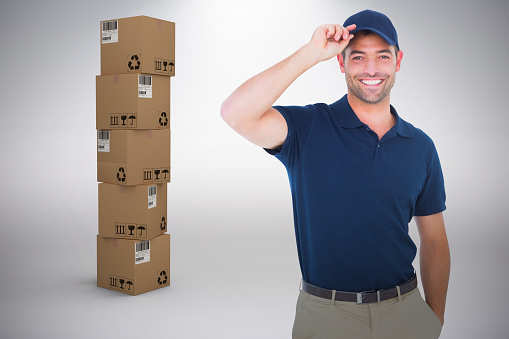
[363,59,379,76]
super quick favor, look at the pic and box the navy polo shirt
[264,94,446,292]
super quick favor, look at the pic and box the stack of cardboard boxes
[96,16,175,295]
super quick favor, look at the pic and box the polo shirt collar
[330,94,414,138]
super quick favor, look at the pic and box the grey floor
[1,201,302,338]
[0,207,508,338]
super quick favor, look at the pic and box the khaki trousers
[292,286,442,339]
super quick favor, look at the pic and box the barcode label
[138,75,152,85]
[98,130,110,152]
[148,186,156,196]
[135,240,150,265]
[98,131,109,140]
[102,21,118,31]
[138,75,152,98]
[101,20,118,44]
[136,241,149,251]
[148,185,157,209]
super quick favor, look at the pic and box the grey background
[0,0,507,338]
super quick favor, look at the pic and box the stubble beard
[345,72,396,105]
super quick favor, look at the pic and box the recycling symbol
[128,55,141,70]
[158,270,168,285]
[159,112,168,127]
[117,167,126,182]
[160,216,166,231]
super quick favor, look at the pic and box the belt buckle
[357,290,382,304]
[356,292,364,304]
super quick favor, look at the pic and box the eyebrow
[349,49,393,56]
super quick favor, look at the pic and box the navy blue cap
[344,10,399,50]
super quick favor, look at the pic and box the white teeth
[360,79,383,85]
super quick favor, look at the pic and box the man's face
[339,33,403,105]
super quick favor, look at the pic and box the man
[221,9,450,339]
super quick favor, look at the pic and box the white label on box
[101,20,118,44]
[148,185,157,209]
[138,75,152,98]
[135,240,150,265]
[97,130,110,152]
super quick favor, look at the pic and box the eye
[380,55,390,59]
[352,56,362,60]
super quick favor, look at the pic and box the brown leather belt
[302,274,417,304]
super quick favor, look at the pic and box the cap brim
[351,27,399,49]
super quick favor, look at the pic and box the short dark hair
[341,30,399,60]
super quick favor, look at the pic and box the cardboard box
[99,183,168,240]
[97,234,171,295]
[100,16,175,76]
[97,129,170,185]
[96,74,170,130]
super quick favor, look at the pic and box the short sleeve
[414,145,446,216]
[263,105,315,166]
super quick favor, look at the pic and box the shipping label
[148,185,157,209]
[135,240,150,265]
[138,75,152,98]
[101,20,118,44]
[97,130,110,152]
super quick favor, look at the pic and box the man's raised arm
[220,24,356,149]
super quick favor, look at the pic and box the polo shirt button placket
[374,143,381,161]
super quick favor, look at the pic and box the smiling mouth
[360,79,383,86]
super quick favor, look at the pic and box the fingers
[324,24,337,40]
[323,23,356,42]
[334,24,345,41]
[345,24,356,32]
[309,23,355,62]
[338,33,355,50]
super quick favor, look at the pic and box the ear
[395,50,403,72]
[337,53,346,73]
